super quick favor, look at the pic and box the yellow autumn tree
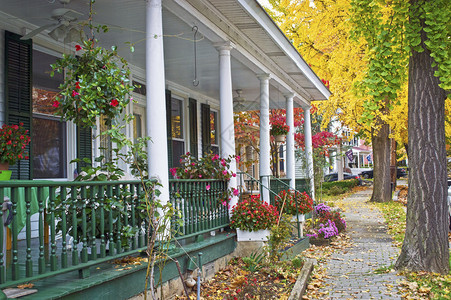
[263,0,413,203]
[265,0,370,139]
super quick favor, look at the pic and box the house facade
[0,0,329,298]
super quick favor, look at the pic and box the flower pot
[236,229,270,241]
[0,163,11,181]
[309,237,331,246]
[291,214,305,222]
[274,135,286,143]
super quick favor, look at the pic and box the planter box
[236,229,270,241]
[279,237,310,261]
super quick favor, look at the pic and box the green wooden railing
[169,179,229,239]
[0,178,230,288]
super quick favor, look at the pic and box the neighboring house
[0,0,329,298]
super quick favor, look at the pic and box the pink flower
[232,173,236,177]
[222,170,228,175]
[52,100,60,108]
[236,156,241,162]
[206,184,211,191]
[199,174,202,178]
[169,168,177,176]
[220,159,226,167]
[75,45,82,51]
[233,188,239,196]
[212,154,219,161]
[110,99,119,107]
[71,90,79,97]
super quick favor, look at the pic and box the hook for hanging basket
[192,25,200,87]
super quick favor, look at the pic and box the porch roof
[0,0,330,109]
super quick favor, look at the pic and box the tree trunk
[395,1,449,274]
[370,124,392,202]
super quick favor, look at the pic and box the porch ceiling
[0,0,329,110]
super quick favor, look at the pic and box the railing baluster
[11,188,18,280]
[0,188,5,283]
[183,182,190,235]
[99,185,106,258]
[60,186,68,268]
[81,186,88,263]
[90,185,97,260]
[136,184,144,248]
[25,187,32,277]
[38,187,45,274]
[49,186,57,271]
[115,185,122,254]
[130,184,136,250]
[71,186,79,266]
[107,185,114,256]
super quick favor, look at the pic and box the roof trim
[238,0,331,100]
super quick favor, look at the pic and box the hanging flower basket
[51,40,135,127]
[274,134,286,143]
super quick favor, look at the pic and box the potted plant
[169,152,240,206]
[230,195,278,241]
[275,190,313,221]
[51,39,135,127]
[270,115,289,143]
[0,123,31,180]
[306,203,346,246]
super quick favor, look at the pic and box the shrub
[326,185,345,195]
[230,195,278,232]
[321,179,359,193]
[267,214,292,261]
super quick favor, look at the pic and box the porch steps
[14,232,236,300]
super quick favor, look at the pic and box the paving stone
[315,189,405,299]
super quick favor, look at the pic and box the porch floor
[5,232,236,299]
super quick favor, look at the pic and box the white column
[337,143,343,180]
[146,0,169,205]
[216,42,238,211]
[285,93,295,190]
[303,106,315,200]
[258,74,271,203]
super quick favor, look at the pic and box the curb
[288,258,315,300]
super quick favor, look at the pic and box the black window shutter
[76,126,92,172]
[166,89,173,169]
[5,31,32,180]
[189,98,198,157]
[201,103,211,154]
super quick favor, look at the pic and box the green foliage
[326,185,346,196]
[242,251,265,272]
[351,0,450,127]
[321,179,359,192]
[51,38,135,128]
[291,257,303,269]
[266,214,292,261]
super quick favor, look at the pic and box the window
[210,111,219,154]
[32,50,67,178]
[99,115,112,165]
[171,98,185,167]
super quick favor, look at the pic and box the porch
[0,179,234,299]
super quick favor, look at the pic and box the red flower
[6,141,12,145]
[75,81,81,89]
[52,100,60,108]
[110,99,119,107]
[75,45,82,51]
[71,90,79,97]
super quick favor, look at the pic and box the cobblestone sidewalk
[317,189,404,299]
